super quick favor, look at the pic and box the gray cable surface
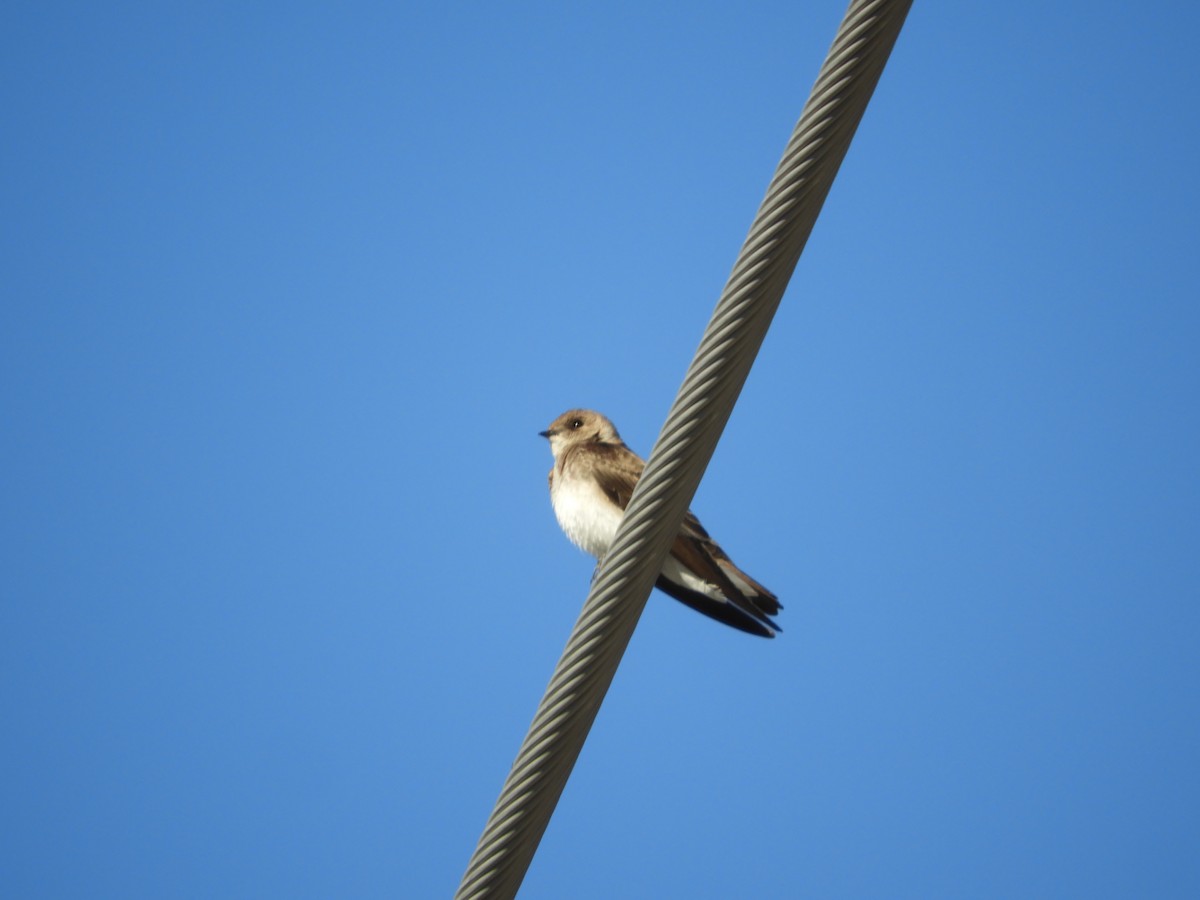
[455,2,912,896]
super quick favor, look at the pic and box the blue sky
[3,2,1199,897]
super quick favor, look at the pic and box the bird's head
[539,409,621,457]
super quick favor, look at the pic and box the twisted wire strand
[456,2,912,896]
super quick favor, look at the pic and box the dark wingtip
[654,577,782,638]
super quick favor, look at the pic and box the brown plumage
[540,409,782,637]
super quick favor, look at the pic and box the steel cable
[455,2,912,895]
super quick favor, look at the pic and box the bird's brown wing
[586,444,764,600]
[681,510,780,611]
[585,442,645,510]
[584,440,781,631]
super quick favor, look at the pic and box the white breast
[550,472,624,559]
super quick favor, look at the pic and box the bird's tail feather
[654,576,781,638]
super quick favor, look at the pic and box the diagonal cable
[456,2,912,896]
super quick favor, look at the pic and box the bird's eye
[570,418,583,429]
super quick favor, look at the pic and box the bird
[540,409,782,638]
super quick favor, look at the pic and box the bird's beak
[538,429,554,439]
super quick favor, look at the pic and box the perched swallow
[540,409,782,638]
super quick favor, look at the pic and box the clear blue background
[3,3,1198,897]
